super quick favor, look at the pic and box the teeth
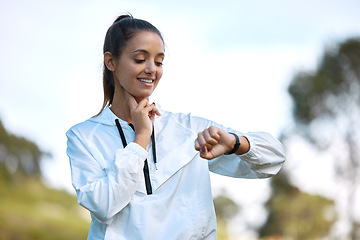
[139,79,153,83]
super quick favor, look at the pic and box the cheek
[157,69,163,80]
[117,66,138,82]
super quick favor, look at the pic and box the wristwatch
[225,132,240,155]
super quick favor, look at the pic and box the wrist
[134,133,151,150]
[225,133,240,155]
[235,136,250,155]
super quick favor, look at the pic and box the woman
[66,14,285,240]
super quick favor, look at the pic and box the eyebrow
[133,49,165,57]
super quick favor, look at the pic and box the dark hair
[97,14,164,116]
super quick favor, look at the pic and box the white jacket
[66,106,285,240]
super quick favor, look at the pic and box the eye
[135,59,145,63]
[155,61,163,67]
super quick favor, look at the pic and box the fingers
[194,139,201,151]
[197,126,220,148]
[203,127,220,146]
[127,94,160,134]
[148,104,161,121]
[194,126,221,159]
[150,103,161,117]
[141,102,160,120]
[125,91,160,120]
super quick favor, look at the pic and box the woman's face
[113,31,164,102]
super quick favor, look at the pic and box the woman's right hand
[126,92,160,149]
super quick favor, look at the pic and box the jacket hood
[88,107,118,126]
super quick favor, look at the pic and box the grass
[0,169,232,239]
[0,170,90,240]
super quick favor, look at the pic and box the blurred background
[1,0,360,239]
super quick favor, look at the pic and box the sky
[1,0,360,238]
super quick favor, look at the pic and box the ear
[104,51,116,71]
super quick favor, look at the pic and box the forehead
[125,31,165,53]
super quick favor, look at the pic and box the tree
[213,189,240,240]
[259,172,336,240]
[286,38,360,239]
[0,119,47,177]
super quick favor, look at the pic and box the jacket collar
[90,104,164,126]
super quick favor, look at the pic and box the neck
[110,89,132,123]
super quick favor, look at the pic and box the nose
[145,62,156,74]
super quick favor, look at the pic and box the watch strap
[225,132,240,155]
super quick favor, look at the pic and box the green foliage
[213,190,240,240]
[214,191,240,221]
[286,37,360,239]
[0,120,89,239]
[287,38,360,149]
[0,169,89,240]
[0,120,48,176]
[259,172,336,239]
[288,38,360,126]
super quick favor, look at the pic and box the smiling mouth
[138,78,154,83]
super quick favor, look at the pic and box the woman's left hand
[194,126,237,160]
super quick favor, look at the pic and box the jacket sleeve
[208,131,285,178]
[66,129,147,224]
[179,114,286,178]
